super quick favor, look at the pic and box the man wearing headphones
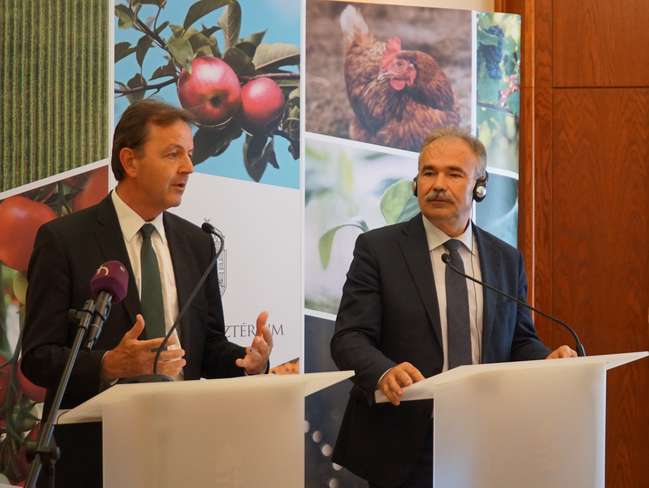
[330,127,576,488]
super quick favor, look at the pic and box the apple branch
[240,73,300,81]
[125,1,173,59]
[114,77,178,96]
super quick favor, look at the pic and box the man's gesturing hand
[546,345,577,359]
[101,314,186,381]
[378,362,425,406]
[235,311,273,375]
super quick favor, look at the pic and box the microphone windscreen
[90,260,129,304]
[201,222,215,234]
[441,253,451,264]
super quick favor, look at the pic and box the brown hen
[340,5,460,152]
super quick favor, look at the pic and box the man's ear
[119,147,138,178]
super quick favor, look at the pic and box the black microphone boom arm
[441,253,586,357]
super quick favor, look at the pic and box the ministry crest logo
[205,222,227,297]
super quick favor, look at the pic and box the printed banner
[114,0,303,371]
[304,2,522,485]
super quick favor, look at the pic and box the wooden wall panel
[552,89,649,486]
[498,1,649,486]
[554,0,649,87]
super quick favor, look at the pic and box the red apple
[71,166,109,212]
[240,77,286,134]
[0,196,57,272]
[177,56,241,125]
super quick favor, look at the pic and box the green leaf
[218,1,241,50]
[243,134,275,181]
[234,41,258,59]
[136,0,167,6]
[126,73,146,103]
[184,0,230,29]
[201,24,221,37]
[223,47,255,76]
[380,180,414,225]
[252,43,300,71]
[319,218,369,268]
[155,20,170,34]
[115,4,136,29]
[169,23,185,37]
[150,59,177,80]
[201,25,222,56]
[274,78,299,89]
[168,34,194,71]
[135,35,153,67]
[188,31,216,57]
[114,41,136,62]
[242,30,266,47]
[193,121,242,164]
[396,195,420,223]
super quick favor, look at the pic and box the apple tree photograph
[114,0,301,188]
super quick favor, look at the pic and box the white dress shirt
[111,190,180,339]
[422,216,483,370]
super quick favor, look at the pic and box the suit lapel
[94,195,140,326]
[398,215,443,349]
[474,226,501,360]
[164,213,193,348]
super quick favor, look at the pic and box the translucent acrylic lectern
[376,352,648,488]
[60,371,353,488]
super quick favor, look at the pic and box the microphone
[441,253,587,357]
[85,261,129,350]
[150,221,225,376]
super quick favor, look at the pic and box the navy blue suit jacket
[21,195,246,488]
[330,215,549,487]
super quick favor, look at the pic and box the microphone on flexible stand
[25,261,129,488]
[441,253,587,357]
[85,261,129,350]
[151,221,224,374]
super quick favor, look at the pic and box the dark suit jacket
[21,195,246,488]
[330,215,550,487]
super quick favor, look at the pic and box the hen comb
[381,37,402,69]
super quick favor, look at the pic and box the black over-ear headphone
[412,171,489,202]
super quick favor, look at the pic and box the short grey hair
[419,127,487,177]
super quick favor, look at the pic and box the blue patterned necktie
[444,239,472,368]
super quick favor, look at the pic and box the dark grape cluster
[478,25,505,79]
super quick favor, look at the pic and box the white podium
[59,371,353,488]
[376,352,648,488]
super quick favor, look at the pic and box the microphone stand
[442,254,587,357]
[25,299,96,488]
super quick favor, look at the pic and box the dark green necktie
[140,223,165,338]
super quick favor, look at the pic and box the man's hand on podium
[101,314,186,381]
[378,362,425,406]
[545,345,578,359]
[235,311,273,375]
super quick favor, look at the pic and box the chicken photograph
[306,1,471,152]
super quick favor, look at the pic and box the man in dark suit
[330,128,576,488]
[21,99,272,488]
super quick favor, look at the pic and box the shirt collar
[421,214,475,255]
[111,189,167,245]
